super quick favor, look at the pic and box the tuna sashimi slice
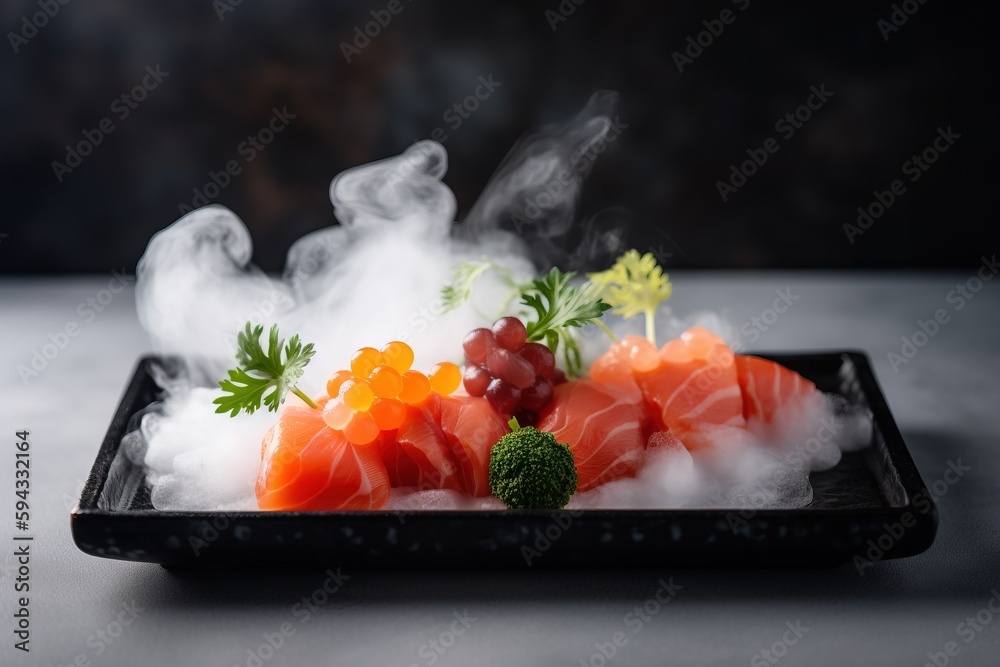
[439,395,510,497]
[256,405,390,511]
[537,380,651,492]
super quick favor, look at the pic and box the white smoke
[132,97,619,510]
[130,94,869,511]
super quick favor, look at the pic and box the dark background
[1,0,996,274]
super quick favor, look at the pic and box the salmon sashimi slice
[256,405,390,511]
[392,397,464,492]
[634,326,746,450]
[588,334,656,401]
[439,395,510,497]
[735,354,819,427]
[375,431,424,488]
[537,380,651,492]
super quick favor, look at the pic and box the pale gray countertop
[1,272,998,667]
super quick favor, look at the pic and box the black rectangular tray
[72,352,937,568]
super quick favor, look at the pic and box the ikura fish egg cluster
[322,341,461,445]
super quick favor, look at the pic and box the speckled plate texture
[72,353,937,568]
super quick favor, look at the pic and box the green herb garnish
[441,258,522,314]
[587,250,672,345]
[213,322,318,417]
[520,267,612,377]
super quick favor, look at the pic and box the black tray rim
[72,352,939,566]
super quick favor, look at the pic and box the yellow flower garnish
[587,250,672,344]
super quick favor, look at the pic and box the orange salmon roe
[380,341,414,374]
[340,378,375,412]
[350,347,383,378]
[368,365,404,398]
[428,362,461,395]
[398,370,431,404]
[321,341,457,445]
[343,410,380,445]
[322,398,353,431]
[369,397,406,430]
[326,370,354,398]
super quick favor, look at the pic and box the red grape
[486,378,521,416]
[460,318,560,420]
[487,347,535,389]
[517,342,556,378]
[463,364,491,397]
[462,328,495,365]
[492,316,527,351]
[513,407,538,427]
[520,377,553,411]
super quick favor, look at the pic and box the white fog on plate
[124,92,871,512]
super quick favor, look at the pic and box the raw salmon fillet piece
[735,354,818,425]
[537,380,651,492]
[439,395,510,497]
[256,405,390,511]
[634,326,746,450]
[389,397,464,493]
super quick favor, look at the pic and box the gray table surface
[1,272,998,667]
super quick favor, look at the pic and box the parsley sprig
[521,268,612,377]
[439,261,615,377]
[440,258,525,315]
[213,322,318,417]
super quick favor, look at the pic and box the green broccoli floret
[489,419,578,509]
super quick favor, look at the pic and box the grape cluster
[462,317,563,423]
